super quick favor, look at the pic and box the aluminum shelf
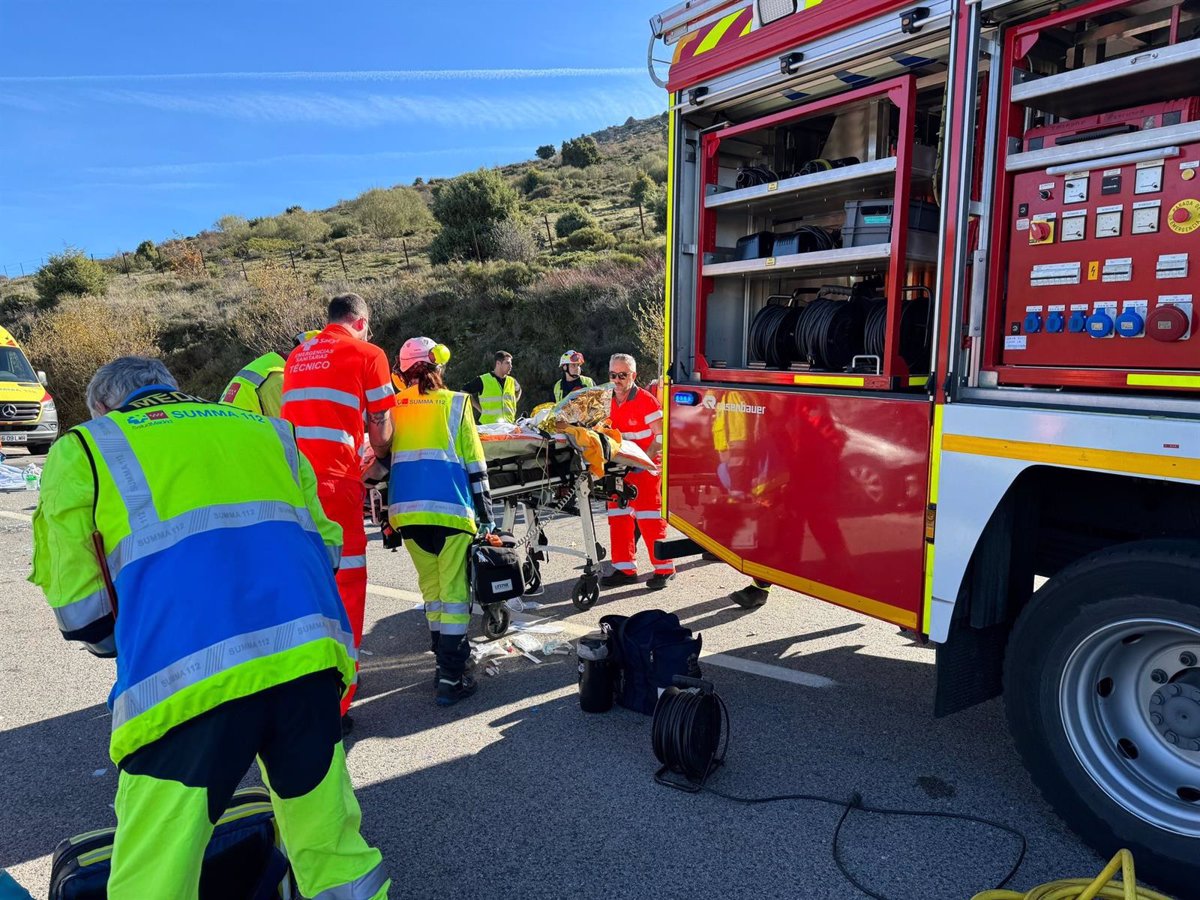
[702,242,937,279]
[705,153,936,221]
[1011,38,1200,118]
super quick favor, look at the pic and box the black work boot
[729,583,770,609]
[600,570,638,588]
[428,630,440,653]
[435,669,478,707]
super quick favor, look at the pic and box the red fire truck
[648,0,1200,889]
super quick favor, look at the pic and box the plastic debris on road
[0,464,29,493]
[505,597,543,612]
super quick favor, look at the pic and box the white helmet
[559,350,585,367]
[398,336,450,373]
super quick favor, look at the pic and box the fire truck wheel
[1004,539,1200,897]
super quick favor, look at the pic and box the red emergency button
[1030,221,1051,241]
[1148,304,1190,342]
[1173,206,1193,225]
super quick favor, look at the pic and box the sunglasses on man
[609,371,633,380]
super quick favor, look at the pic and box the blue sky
[0,0,667,273]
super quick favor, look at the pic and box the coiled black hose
[795,297,864,371]
[652,682,729,790]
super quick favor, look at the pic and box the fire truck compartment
[666,383,930,629]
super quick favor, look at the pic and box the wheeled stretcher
[480,432,656,618]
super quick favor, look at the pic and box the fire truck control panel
[1002,99,1200,371]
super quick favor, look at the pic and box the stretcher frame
[484,441,640,612]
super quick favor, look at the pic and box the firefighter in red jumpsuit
[601,352,676,591]
[282,293,395,733]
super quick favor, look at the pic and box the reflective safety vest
[388,386,491,534]
[610,383,663,451]
[221,352,285,417]
[29,387,353,764]
[553,374,596,403]
[281,323,396,481]
[478,373,517,425]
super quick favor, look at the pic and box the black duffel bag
[469,531,524,607]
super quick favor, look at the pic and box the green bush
[566,226,616,250]
[328,218,361,239]
[33,250,110,306]
[353,187,434,240]
[245,236,298,255]
[429,169,519,264]
[535,144,556,160]
[561,135,602,168]
[277,208,330,245]
[520,169,554,196]
[554,204,598,239]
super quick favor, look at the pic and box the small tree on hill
[215,215,251,248]
[536,144,556,161]
[353,187,435,242]
[134,239,163,271]
[33,250,110,307]
[561,135,601,168]
[429,169,519,264]
[554,204,598,239]
[630,172,658,238]
[277,208,331,245]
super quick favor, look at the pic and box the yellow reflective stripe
[668,513,919,629]
[941,434,1200,482]
[922,404,944,632]
[660,107,676,516]
[1127,373,1200,389]
[804,0,823,8]
[696,9,744,55]
[909,375,930,387]
[672,32,699,64]
[740,18,753,36]
[793,375,865,386]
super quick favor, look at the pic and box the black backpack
[48,788,291,900]
[599,610,703,714]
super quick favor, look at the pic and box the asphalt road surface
[0,460,1112,899]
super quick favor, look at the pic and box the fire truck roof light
[758,0,797,26]
[1045,146,1181,177]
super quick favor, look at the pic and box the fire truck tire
[1003,539,1200,898]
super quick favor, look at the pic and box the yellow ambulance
[0,325,57,455]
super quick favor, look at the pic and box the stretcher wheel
[483,605,510,640]
[572,576,600,611]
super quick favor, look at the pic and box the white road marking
[701,653,837,688]
[366,583,424,605]
[0,510,32,522]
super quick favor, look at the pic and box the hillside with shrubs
[0,115,669,427]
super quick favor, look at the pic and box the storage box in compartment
[843,199,940,257]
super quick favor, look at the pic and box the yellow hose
[972,850,1176,900]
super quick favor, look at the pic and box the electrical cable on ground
[652,682,1028,900]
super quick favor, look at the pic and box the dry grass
[23,295,162,427]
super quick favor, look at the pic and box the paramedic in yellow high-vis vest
[30,356,388,900]
[466,350,521,424]
[389,337,494,706]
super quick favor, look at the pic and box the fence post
[337,249,349,277]
[543,213,555,249]
[121,252,132,279]
[402,239,411,269]
[241,260,249,281]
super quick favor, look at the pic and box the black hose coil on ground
[652,677,729,792]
